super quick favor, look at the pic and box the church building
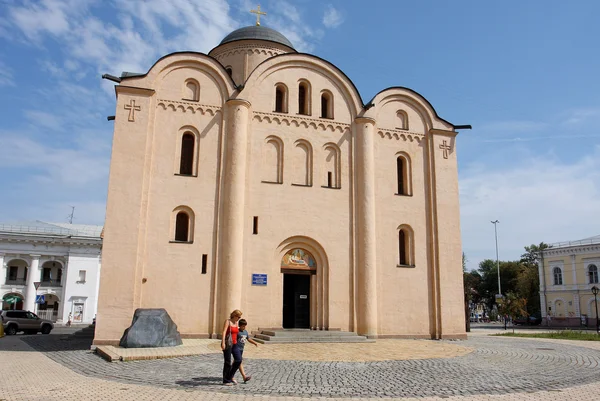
[94,15,467,344]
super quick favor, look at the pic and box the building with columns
[0,221,102,325]
[94,22,467,344]
[538,234,600,327]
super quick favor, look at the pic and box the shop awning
[2,294,23,304]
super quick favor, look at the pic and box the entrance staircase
[252,329,374,344]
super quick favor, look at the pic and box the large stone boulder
[119,308,183,348]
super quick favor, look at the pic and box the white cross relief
[439,140,452,159]
[124,99,141,122]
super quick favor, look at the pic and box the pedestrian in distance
[236,318,259,383]
[66,312,72,327]
[221,309,242,386]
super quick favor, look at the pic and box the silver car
[1,310,54,335]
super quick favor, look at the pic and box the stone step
[257,330,357,337]
[252,329,373,344]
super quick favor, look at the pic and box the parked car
[513,315,542,326]
[0,310,54,335]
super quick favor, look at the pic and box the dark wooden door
[283,274,310,328]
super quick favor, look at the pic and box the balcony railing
[4,278,26,285]
[40,280,62,287]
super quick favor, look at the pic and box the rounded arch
[175,125,201,176]
[320,89,334,119]
[396,224,415,266]
[293,138,313,186]
[297,79,312,116]
[276,235,330,330]
[396,109,409,130]
[395,151,412,196]
[369,86,454,130]
[183,78,200,101]
[274,82,289,113]
[243,53,364,117]
[552,266,564,286]
[171,205,195,243]
[5,259,29,285]
[323,142,341,189]
[1,291,24,311]
[264,135,284,183]
[119,52,237,102]
[587,263,598,284]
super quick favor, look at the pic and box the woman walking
[221,309,242,385]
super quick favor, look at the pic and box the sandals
[244,376,252,383]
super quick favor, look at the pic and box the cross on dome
[250,4,267,26]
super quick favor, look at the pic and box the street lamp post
[491,220,501,296]
[592,286,599,334]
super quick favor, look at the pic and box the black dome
[219,26,295,49]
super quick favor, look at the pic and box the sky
[0,0,599,271]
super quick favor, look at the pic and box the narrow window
[327,172,332,188]
[175,212,190,242]
[253,216,258,235]
[275,87,284,112]
[8,266,18,280]
[399,230,407,265]
[298,84,306,115]
[201,254,207,274]
[78,270,86,283]
[397,157,404,194]
[184,80,199,101]
[589,264,598,284]
[226,67,232,77]
[553,267,563,285]
[321,95,329,118]
[180,133,195,175]
[56,268,62,283]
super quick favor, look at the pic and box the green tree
[518,242,551,317]
[477,259,521,310]
[498,292,528,332]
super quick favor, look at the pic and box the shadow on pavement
[175,376,224,387]
[18,333,94,352]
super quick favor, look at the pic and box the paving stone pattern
[19,335,600,399]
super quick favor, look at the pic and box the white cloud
[24,110,63,131]
[460,146,600,271]
[322,5,343,28]
[477,120,547,133]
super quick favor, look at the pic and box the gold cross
[250,5,267,26]
[439,140,452,159]
[124,99,141,122]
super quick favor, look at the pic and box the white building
[0,221,102,325]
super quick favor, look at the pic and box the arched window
[396,153,411,195]
[174,211,190,242]
[320,91,333,119]
[183,79,199,102]
[225,67,233,77]
[397,225,414,266]
[292,139,313,186]
[323,143,341,189]
[589,264,598,284]
[179,133,195,175]
[397,110,409,130]
[553,267,563,286]
[263,136,284,184]
[275,84,288,113]
[298,81,311,115]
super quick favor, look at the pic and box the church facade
[94,24,466,344]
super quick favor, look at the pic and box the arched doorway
[5,259,28,286]
[37,294,60,321]
[2,292,24,311]
[277,236,330,330]
[40,261,63,287]
[281,249,316,328]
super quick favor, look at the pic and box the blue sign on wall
[35,295,45,304]
[252,274,267,286]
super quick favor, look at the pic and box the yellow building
[94,21,468,345]
[539,235,600,327]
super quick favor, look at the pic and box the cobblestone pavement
[1,332,600,400]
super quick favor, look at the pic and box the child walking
[236,319,259,383]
